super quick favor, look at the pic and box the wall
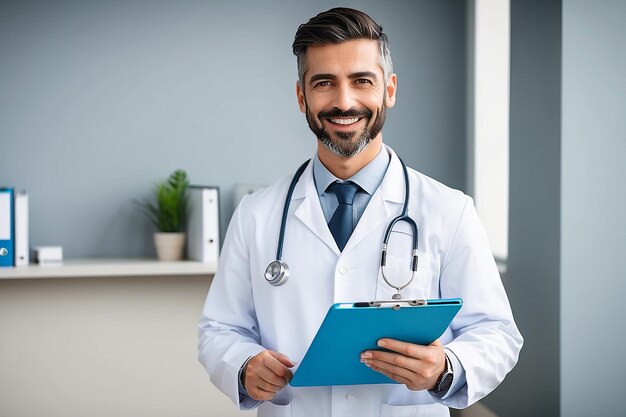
[561,1,626,415]
[0,0,467,259]
[0,276,249,417]
[485,1,626,416]
[483,1,562,416]
[468,0,510,261]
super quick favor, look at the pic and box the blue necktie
[327,181,360,251]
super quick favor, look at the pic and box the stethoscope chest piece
[265,260,289,286]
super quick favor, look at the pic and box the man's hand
[360,338,446,391]
[243,350,295,401]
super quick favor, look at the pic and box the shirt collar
[313,145,390,196]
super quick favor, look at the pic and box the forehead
[304,39,383,80]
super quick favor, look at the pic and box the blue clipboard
[290,298,462,387]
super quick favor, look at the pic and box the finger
[257,364,289,387]
[249,386,277,402]
[262,355,293,383]
[268,351,296,368]
[246,355,288,387]
[430,339,443,348]
[369,363,413,386]
[254,377,284,393]
[364,356,417,382]
[377,338,427,359]
[361,350,419,370]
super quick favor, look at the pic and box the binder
[290,298,463,387]
[0,188,15,267]
[14,191,29,266]
[187,186,220,264]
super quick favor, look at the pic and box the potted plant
[140,169,189,261]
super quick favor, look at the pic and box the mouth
[316,107,372,133]
[328,117,361,125]
[326,117,363,127]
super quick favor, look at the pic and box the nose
[332,82,356,111]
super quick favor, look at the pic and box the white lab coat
[198,146,523,417]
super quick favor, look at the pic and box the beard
[305,99,387,158]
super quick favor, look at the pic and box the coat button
[338,264,350,274]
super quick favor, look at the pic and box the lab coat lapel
[292,163,340,255]
[344,148,405,252]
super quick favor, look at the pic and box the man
[198,8,522,417]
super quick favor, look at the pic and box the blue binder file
[290,298,462,387]
[0,188,15,267]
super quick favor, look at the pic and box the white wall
[561,1,626,415]
[0,276,247,417]
[469,0,510,261]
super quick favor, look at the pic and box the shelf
[0,258,216,280]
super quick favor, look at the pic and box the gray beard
[304,102,386,158]
[318,129,372,158]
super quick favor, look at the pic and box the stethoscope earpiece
[265,260,289,286]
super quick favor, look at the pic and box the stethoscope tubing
[380,156,419,297]
[275,159,311,262]
[266,155,419,298]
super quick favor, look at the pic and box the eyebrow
[349,71,378,81]
[308,71,379,85]
[309,73,336,84]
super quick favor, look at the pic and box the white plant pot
[154,232,186,261]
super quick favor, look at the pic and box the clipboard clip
[354,299,427,310]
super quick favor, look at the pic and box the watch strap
[239,356,253,392]
[434,353,453,394]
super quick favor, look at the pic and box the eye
[355,79,374,85]
[314,80,333,88]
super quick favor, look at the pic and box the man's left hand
[360,338,446,391]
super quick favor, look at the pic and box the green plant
[140,169,189,233]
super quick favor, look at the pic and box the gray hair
[292,7,393,86]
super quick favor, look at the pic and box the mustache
[318,107,372,119]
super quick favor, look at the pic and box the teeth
[330,118,359,125]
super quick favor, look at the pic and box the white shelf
[0,258,217,280]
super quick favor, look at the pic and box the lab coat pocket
[379,402,447,417]
[257,399,291,417]
[375,227,436,300]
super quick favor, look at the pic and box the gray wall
[561,1,626,416]
[485,1,626,416]
[0,0,467,258]
[484,1,562,416]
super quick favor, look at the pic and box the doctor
[198,7,522,417]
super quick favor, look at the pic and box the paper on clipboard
[290,298,462,387]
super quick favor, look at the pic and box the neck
[318,136,383,179]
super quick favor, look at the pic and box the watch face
[437,373,453,393]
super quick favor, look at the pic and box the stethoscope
[264,156,419,300]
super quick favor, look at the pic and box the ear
[385,73,397,109]
[296,81,306,113]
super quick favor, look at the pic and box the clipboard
[290,298,462,387]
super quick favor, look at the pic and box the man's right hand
[243,350,295,401]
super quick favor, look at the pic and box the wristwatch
[433,353,454,395]
[239,356,253,391]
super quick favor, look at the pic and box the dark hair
[292,7,393,84]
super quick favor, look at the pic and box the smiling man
[198,8,522,417]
